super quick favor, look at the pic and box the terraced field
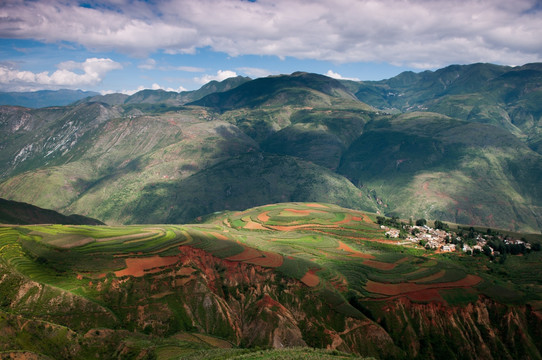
[1,202,540,358]
[2,203,528,308]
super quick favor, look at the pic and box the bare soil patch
[257,211,270,223]
[300,268,320,287]
[226,246,283,268]
[115,255,179,277]
[243,220,269,230]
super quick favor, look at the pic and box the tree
[434,220,449,230]
[416,218,427,226]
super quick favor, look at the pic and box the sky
[0,0,541,94]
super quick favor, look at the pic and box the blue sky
[1,0,541,94]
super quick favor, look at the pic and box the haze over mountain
[0,89,100,108]
[0,63,541,234]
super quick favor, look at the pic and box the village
[380,219,535,256]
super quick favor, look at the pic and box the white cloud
[236,67,274,78]
[171,66,206,73]
[325,70,360,81]
[1,0,542,68]
[0,58,122,91]
[194,70,238,85]
[138,58,156,70]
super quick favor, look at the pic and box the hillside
[338,112,542,232]
[344,63,542,153]
[1,202,541,358]
[0,68,541,232]
[0,198,104,225]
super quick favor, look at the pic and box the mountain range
[0,89,100,108]
[2,62,542,359]
[1,63,541,233]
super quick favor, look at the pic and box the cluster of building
[382,223,532,254]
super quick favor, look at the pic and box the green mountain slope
[345,63,542,152]
[338,112,542,232]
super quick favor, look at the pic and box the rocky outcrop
[366,297,542,360]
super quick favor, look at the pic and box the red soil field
[407,288,445,303]
[114,255,179,277]
[226,246,262,261]
[414,270,446,283]
[226,246,283,268]
[334,213,353,225]
[257,211,270,223]
[243,220,269,230]
[268,223,341,231]
[305,203,328,208]
[362,260,397,270]
[337,241,374,259]
[246,251,284,268]
[300,268,320,287]
[366,274,482,296]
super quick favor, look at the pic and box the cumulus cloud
[103,83,187,96]
[325,70,360,81]
[194,70,238,85]
[0,58,122,91]
[1,0,541,67]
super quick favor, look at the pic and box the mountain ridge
[0,66,541,232]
